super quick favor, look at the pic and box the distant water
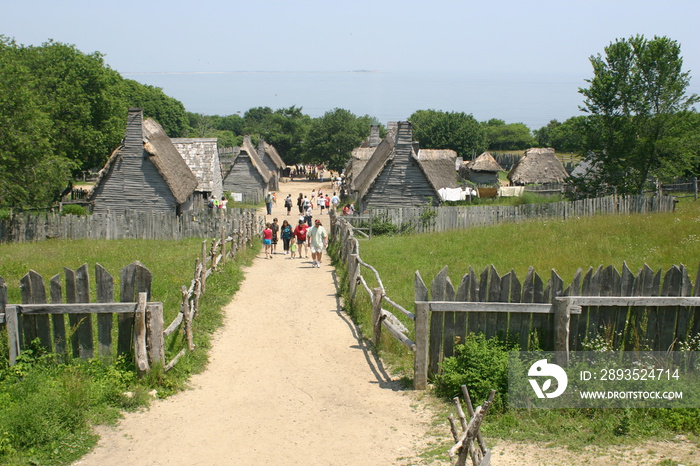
[122,70,598,129]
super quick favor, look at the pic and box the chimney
[124,108,143,153]
[369,125,380,147]
[395,121,413,156]
[257,138,266,159]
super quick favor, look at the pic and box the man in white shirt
[307,219,328,267]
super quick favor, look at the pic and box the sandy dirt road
[75,180,434,465]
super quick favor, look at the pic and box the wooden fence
[0,212,262,372]
[0,208,259,243]
[413,263,700,388]
[1,262,163,374]
[365,194,675,234]
[330,209,700,390]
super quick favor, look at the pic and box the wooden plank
[74,264,94,359]
[95,264,114,359]
[134,292,149,376]
[146,302,165,367]
[119,261,152,355]
[561,296,700,307]
[429,267,449,376]
[659,266,682,350]
[19,272,39,348]
[414,301,430,389]
[423,302,557,314]
[64,267,81,358]
[49,274,66,359]
[443,277,457,358]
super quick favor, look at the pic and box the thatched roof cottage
[352,122,454,210]
[171,138,224,206]
[222,135,272,203]
[90,108,198,214]
[257,139,285,191]
[460,152,504,185]
[508,147,568,185]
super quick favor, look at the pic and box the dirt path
[75,180,434,465]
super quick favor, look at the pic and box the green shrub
[61,204,88,216]
[0,208,11,220]
[434,333,518,410]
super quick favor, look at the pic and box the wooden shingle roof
[171,138,224,196]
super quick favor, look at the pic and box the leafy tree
[303,108,372,171]
[535,117,587,152]
[483,120,535,151]
[579,35,699,194]
[122,79,189,137]
[0,38,75,208]
[534,119,561,147]
[19,40,125,172]
[410,110,487,159]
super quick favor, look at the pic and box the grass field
[332,199,700,454]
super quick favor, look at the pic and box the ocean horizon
[121,70,700,130]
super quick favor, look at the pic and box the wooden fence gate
[1,262,164,372]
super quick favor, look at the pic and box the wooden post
[134,292,150,376]
[372,287,383,346]
[200,240,207,294]
[554,299,575,366]
[182,285,194,350]
[414,302,430,390]
[49,275,67,360]
[146,302,165,366]
[119,261,152,355]
[1,279,21,365]
[95,264,114,360]
[348,254,360,302]
[220,225,226,266]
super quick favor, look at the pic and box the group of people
[208,195,228,211]
[262,217,328,267]
[280,189,341,226]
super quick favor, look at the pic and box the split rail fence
[330,208,700,390]
[0,212,263,373]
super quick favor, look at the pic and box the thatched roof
[354,122,455,199]
[259,140,286,170]
[171,138,224,196]
[470,152,503,172]
[345,147,375,189]
[142,119,199,204]
[508,147,568,185]
[91,114,197,205]
[353,130,398,199]
[234,135,272,182]
[416,149,459,190]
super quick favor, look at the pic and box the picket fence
[366,194,675,234]
[0,208,258,243]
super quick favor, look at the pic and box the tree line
[1,34,698,211]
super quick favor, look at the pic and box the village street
[75,180,436,465]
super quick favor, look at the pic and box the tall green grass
[333,200,700,451]
[0,237,259,464]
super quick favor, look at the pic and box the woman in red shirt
[263,223,273,259]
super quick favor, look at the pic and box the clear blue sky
[2,0,699,123]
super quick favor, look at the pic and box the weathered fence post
[348,254,360,301]
[414,271,430,390]
[95,264,114,360]
[119,261,152,355]
[1,278,21,365]
[372,287,383,346]
[146,301,165,367]
[134,292,150,376]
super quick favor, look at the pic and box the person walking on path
[270,218,279,254]
[284,194,293,216]
[308,219,328,268]
[280,219,293,255]
[265,192,274,215]
[293,219,309,259]
[297,193,304,214]
[262,223,273,259]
